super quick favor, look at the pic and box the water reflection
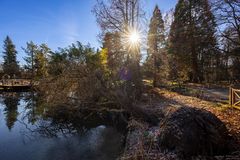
[22,92,45,124]
[0,92,125,160]
[1,92,20,131]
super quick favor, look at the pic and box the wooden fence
[229,87,240,110]
[0,79,31,86]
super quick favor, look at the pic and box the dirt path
[186,83,229,102]
[204,87,228,101]
[150,87,240,144]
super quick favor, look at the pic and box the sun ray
[122,27,141,53]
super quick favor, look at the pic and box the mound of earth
[158,107,234,157]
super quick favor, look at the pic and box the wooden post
[229,87,232,106]
[233,89,236,106]
[232,88,234,106]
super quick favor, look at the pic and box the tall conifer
[147,5,166,86]
[2,36,19,77]
[169,0,217,82]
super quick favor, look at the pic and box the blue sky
[0,0,177,64]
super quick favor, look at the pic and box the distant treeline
[1,0,239,87]
[1,37,100,80]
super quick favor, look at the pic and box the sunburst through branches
[122,28,141,53]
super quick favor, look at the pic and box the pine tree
[23,42,50,79]
[23,41,38,78]
[146,5,166,86]
[2,36,19,77]
[35,44,50,78]
[169,0,217,82]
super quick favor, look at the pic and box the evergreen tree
[2,36,19,77]
[35,44,50,78]
[23,42,50,79]
[146,5,166,86]
[169,0,217,82]
[48,50,68,76]
[23,41,38,78]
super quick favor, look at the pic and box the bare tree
[212,0,240,46]
[93,0,145,99]
[92,0,144,33]
[211,0,240,82]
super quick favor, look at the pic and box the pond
[0,92,125,160]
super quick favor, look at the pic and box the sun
[129,30,140,44]
[122,28,141,52]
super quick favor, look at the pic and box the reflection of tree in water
[2,92,20,131]
[22,92,46,124]
[19,116,88,140]
[16,92,81,140]
[22,92,38,124]
[18,92,126,149]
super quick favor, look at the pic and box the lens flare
[129,30,140,44]
[122,28,141,52]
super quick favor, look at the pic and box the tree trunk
[191,43,199,83]
[153,52,157,87]
[189,1,199,83]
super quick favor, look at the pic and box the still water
[0,92,125,160]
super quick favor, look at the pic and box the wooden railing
[229,87,240,110]
[0,79,31,86]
